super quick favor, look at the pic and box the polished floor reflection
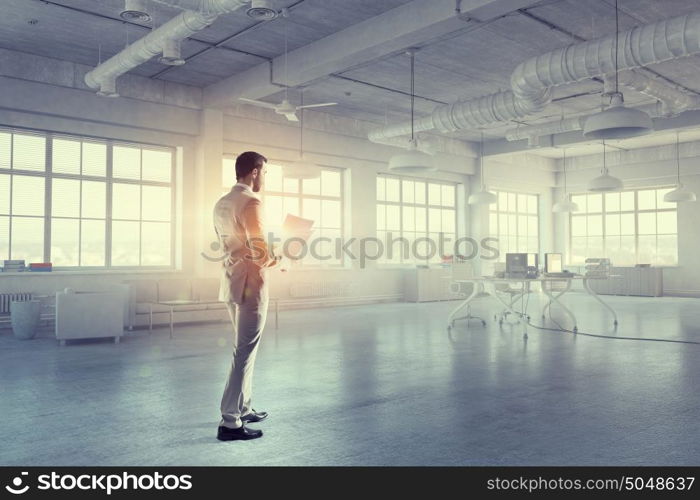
[2,292,700,466]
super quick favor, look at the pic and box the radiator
[0,293,33,314]
[289,282,353,298]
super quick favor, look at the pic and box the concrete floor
[1,292,700,466]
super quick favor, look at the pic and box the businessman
[213,151,278,441]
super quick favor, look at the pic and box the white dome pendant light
[552,148,579,212]
[468,131,498,205]
[588,141,624,192]
[583,0,653,140]
[664,132,697,203]
[388,50,434,173]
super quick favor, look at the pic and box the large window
[222,158,344,266]
[569,188,677,266]
[376,175,457,265]
[489,190,539,261]
[0,128,174,268]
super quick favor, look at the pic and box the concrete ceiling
[2,0,700,156]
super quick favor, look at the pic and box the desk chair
[491,263,531,325]
[447,259,488,329]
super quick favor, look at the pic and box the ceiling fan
[238,7,336,121]
[238,97,337,122]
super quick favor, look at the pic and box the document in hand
[282,214,315,240]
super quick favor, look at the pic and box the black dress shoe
[241,409,268,423]
[217,425,263,441]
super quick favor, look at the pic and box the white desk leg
[541,283,568,319]
[541,280,578,332]
[488,281,528,339]
[447,281,480,330]
[583,278,618,326]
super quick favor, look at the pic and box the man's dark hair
[235,151,267,180]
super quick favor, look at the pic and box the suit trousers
[219,285,269,429]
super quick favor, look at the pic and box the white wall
[553,142,700,296]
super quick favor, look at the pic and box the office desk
[447,276,618,338]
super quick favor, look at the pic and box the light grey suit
[214,183,276,429]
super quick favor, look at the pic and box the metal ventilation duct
[85,0,249,95]
[370,11,700,143]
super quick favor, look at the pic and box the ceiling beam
[203,0,545,108]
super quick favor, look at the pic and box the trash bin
[10,300,41,340]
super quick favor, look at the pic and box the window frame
[222,155,346,268]
[567,187,678,266]
[375,173,458,266]
[0,127,176,270]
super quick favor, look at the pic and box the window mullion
[44,133,52,263]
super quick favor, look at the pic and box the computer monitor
[545,253,562,274]
[506,253,527,278]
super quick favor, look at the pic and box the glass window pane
[321,200,340,229]
[265,164,283,192]
[605,192,620,212]
[587,215,603,236]
[303,176,320,196]
[403,206,415,231]
[605,214,620,235]
[442,209,455,234]
[637,235,655,263]
[657,211,676,235]
[656,235,677,265]
[302,198,321,225]
[587,236,603,257]
[283,196,299,217]
[0,174,9,214]
[386,205,400,231]
[222,158,236,188]
[141,222,170,266]
[428,208,441,232]
[386,178,399,202]
[528,216,538,236]
[620,213,635,235]
[619,236,635,265]
[518,215,527,236]
[112,183,141,220]
[81,219,105,266]
[414,181,426,204]
[142,149,171,182]
[111,220,140,266]
[10,216,44,262]
[518,193,527,212]
[82,181,106,219]
[489,213,498,236]
[571,194,586,212]
[0,132,10,169]
[587,194,602,213]
[12,175,44,216]
[527,195,537,214]
[402,180,414,203]
[414,206,426,232]
[283,177,299,194]
[52,178,80,218]
[376,177,385,201]
[442,185,455,207]
[263,195,283,229]
[51,218,79,266]
[142,185,171,221]
[0,215,8,260]
[113,145,141,179]
[376,204,385,231]
[497,192,507,211]
[321,170,340,197]
[13,134,45,171]
[52,138,81,175]
[508,193,517,211]
[428,183,441,205]
[571,215,586,237]
[82,141,106,177]
[638,212,656,235]
[620,191,635,211]
[638,189,656,210]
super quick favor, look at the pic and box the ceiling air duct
[120,0,152,22]
[159,39,186,65]
[247,0,278,20]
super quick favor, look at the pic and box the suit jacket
[213,184,276,305]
